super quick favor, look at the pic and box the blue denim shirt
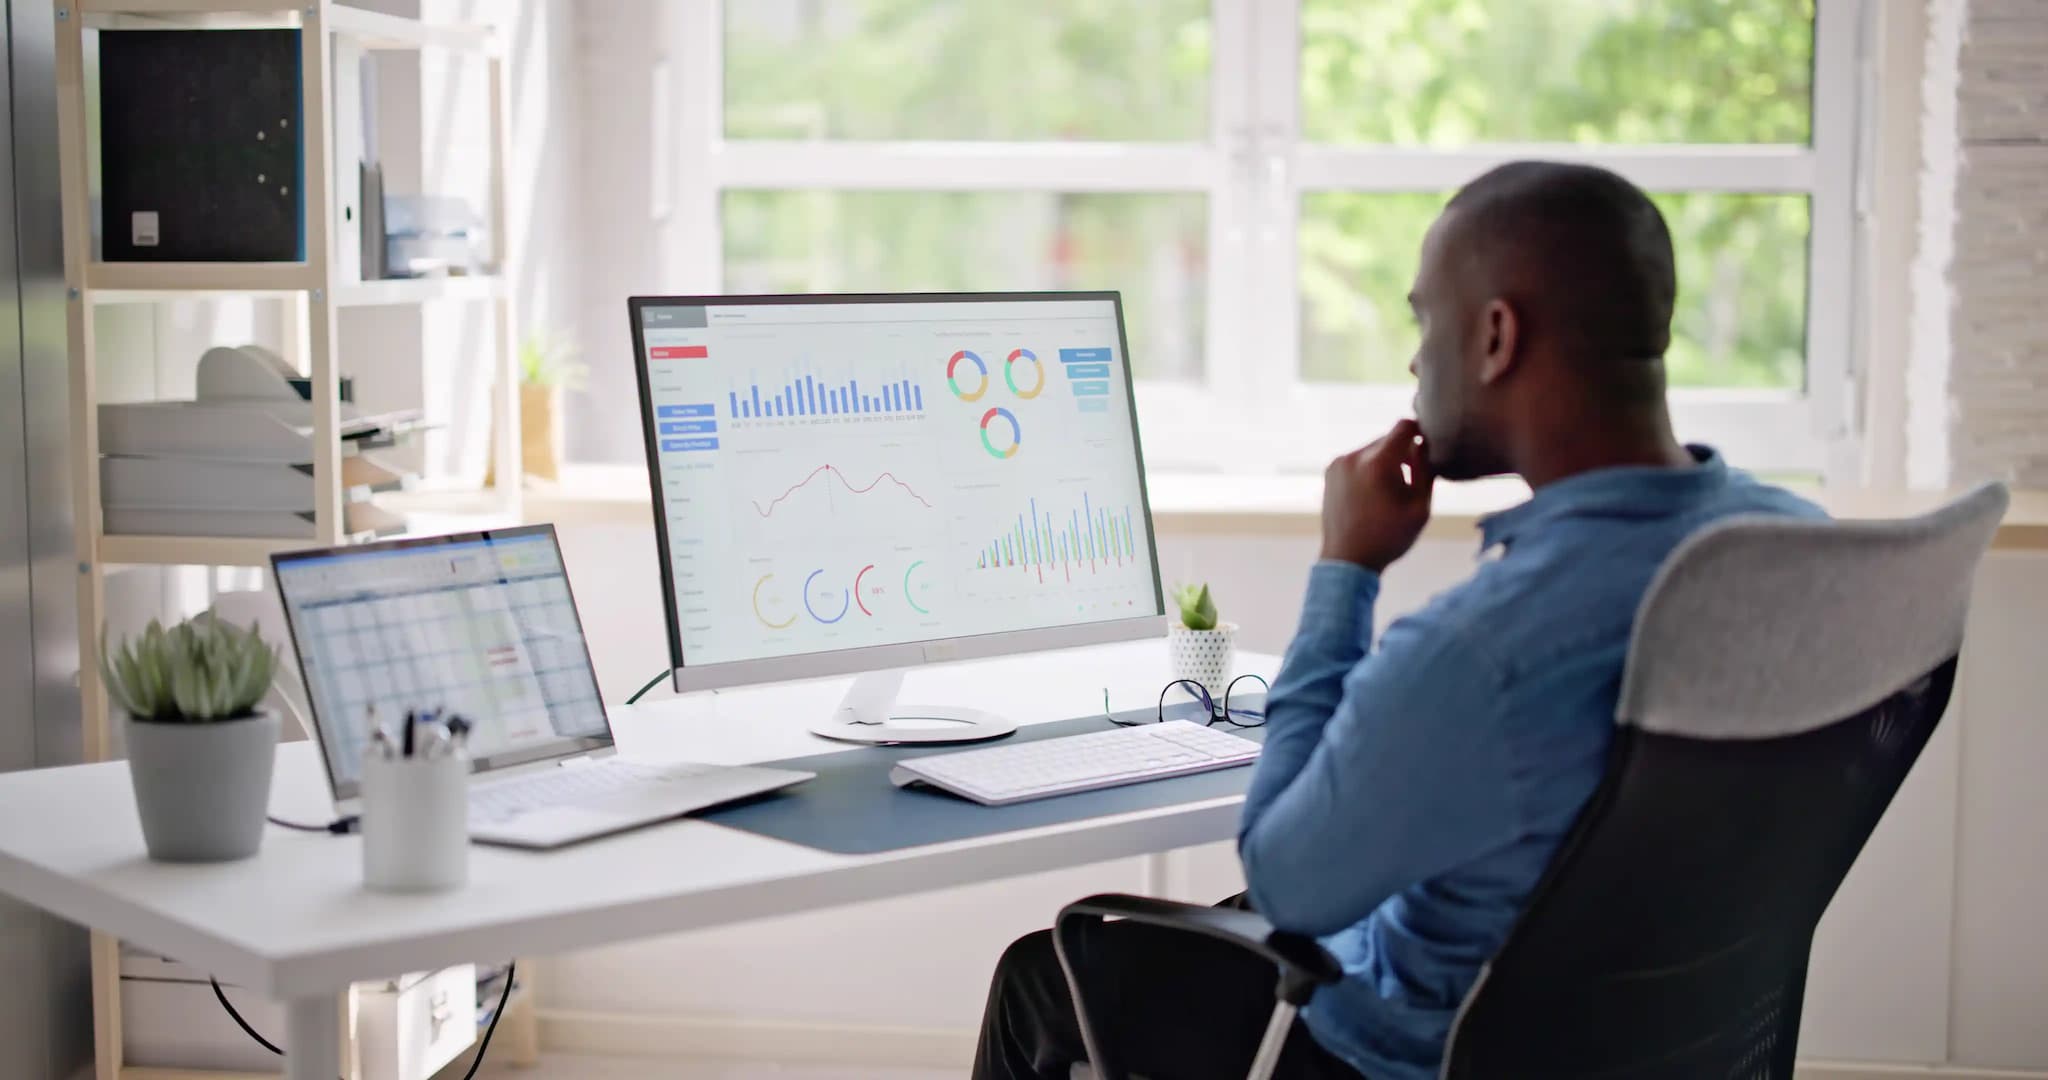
[1240,447,1824,1080]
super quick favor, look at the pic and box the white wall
[563,0,673,466]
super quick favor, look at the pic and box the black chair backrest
[1442,485,2008,1080]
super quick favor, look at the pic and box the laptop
[271,524,812,849]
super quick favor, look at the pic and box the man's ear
[1478,299,1520,385]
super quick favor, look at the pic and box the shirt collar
[1478,445,1728,550]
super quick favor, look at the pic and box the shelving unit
[53,1,534,1077]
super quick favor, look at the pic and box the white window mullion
[1129,0,1262,474]
[1249,0,1304,462]
[1807,0,1871,482]
[709,142,1219,192]
[668,0,720,292]
[1295,144,1820,194]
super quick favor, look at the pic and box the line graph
[751,464,934,518]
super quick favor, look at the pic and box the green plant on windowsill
[518,329,588,392]
[497,329,585,485]
[101,613,283,863]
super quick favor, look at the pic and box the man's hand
[1320,418,1436,573]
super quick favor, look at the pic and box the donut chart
[1004,348,1045,399]
[903,560,931,614]
[853,564,878,616]
[979,407,1021,459]
[751,574,797,630]
[803,568,850,624]
[946,350,989,402]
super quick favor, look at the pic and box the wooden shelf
[121,1069,277,1080]
[98,534,312,567]
[332,275,502,307]
[95,493,516,567]
[63,6,528,1073]
[77,0,304,15]
[85,261,318,301]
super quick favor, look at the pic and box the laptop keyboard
[469,760,724,823]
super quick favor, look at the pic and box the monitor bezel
[269,523,616,806]
[627,290,1168,693]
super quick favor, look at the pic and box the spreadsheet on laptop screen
[274,531,608,788]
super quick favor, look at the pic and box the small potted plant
[1168,583,1236,697]
[100,613,282,863]
[494,328,586,485]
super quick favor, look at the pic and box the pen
[420,724,453,760]
[402,709,416,758]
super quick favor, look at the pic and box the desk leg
[284,993,343,1080]
[1141,851,1171,896]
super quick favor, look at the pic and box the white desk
[0,641,1276,1080]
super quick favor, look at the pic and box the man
[973,161,1824,1080]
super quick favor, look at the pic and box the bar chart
[728,374,926,421]
[976,493,1141,584]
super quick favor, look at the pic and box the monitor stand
[809,669,1016,745]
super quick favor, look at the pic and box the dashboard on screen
[630,293,1165,671]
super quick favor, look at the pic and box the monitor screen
[271,526,612,797]
[631,293,1165,680]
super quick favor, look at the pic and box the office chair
[1056,483,2009,1080]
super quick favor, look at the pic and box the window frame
[663,0,1870,480]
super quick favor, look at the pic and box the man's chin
[1427,450,1509,483]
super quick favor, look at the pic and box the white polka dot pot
[1168,622,1238,699]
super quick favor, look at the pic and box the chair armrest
[1058,893,1343,992]
[1053,894,1343,1080]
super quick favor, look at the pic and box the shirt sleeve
[1238,561,1521,937]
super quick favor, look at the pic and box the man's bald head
[1441,161,1677,369]
[1406,162,1682,481]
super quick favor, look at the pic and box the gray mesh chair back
[1440,484,2008,1079]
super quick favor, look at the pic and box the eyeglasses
[1104,673,1269,729]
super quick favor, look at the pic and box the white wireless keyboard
[889,720,1262,806]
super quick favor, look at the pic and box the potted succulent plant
[100,612,282,862]
[1168,583,1236,697]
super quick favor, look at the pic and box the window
[661,0,1861,476]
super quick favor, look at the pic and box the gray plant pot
[125,710,280,863]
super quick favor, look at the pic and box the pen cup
[360,749,469,894]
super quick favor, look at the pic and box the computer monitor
[628,292,1166,743]
[271,525,613,807]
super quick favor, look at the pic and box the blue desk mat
[697,697,1268,855]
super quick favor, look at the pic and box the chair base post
[1245,1001,1300,1080]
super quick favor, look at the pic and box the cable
[267,815,358,834]
[462,961,517,1080]
[210,976,285,1056]
[625,668,669,704]
[210,961,515,1079]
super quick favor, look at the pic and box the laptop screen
[272,525,612,800]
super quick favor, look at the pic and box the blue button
[659,420,718,435]
[662,438,719,452]
[1058,348,1112,364]
[1062,363,1111,379]
[1070,381,1111,397]
[656,404,716,418]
